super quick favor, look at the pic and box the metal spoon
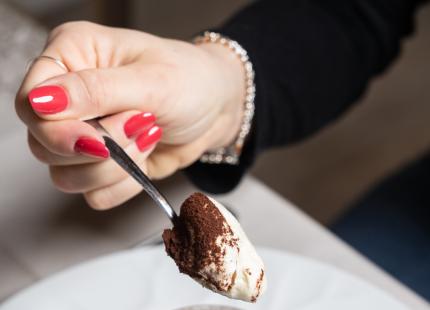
[102,135,179,225]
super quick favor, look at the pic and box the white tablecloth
[0,2,428,309]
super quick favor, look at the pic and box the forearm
[186,0,425,193]
[216,0,424,150]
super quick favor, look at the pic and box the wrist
[197,42,245,150]
[194,32,255,165]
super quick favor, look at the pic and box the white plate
[1,246,408,310]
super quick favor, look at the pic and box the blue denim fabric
[331,154,430,301]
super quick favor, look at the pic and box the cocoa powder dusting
[162,192,237,291]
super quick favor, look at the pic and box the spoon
[102,135,179,225]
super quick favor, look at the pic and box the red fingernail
[74,137,109,158]
[124,112,156,138]
[28,85,68,114]
[136,126,162,151]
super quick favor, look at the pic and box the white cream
[194,197,267,302]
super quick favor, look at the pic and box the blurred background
[2,0,430,225]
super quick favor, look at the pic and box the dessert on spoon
[104,136,266,302]
[163,193,266,303]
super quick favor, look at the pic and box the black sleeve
[185,0,425,193]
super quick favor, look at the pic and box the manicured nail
[28,85,68,114]
[124,112,156,138]
[74,137,109,158]
[136,126,162,151]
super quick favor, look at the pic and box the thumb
[27,64,167,121]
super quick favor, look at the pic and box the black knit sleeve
[185,0,425,193]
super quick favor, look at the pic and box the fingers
[15,22,174,211]
[26,63,171,121]
[26,119,108,159]
[16,21,164,147]
[27,110,159,165]
[28,132,98,166]
[17,20,142,106]
[49,143,155,193]
[98,110,156,145]
[45,110,161,195]
[146,111,234,180]
[84,177,144,210]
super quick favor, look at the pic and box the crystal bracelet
[194,31,255,165]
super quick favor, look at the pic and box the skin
[15,21,245,210]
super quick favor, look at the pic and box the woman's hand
[16,21,245,209]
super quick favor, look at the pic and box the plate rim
[1,245,409,310]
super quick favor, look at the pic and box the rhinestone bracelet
[194,31,255,165]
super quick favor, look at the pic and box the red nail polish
[74,137,109,158]
[28,85,68,114]
[136,126,162,151]
[124,112,156,138]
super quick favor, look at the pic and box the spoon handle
[102,136,178,224]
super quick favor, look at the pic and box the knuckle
[145,161,156,180]
[146,156,175,180]
[44,127,68,155]
[84,189,116,210]
[154,64,175,88]
[74,70,107,116]
[178,153,193,169]
[49,166,77,193]
[139,64,175,105]
[49,22,74,39]
[51,21,95,36]
[68,20,97,29]
[49,24,67,38]
[28,135,49,164]
[48,21,102,45]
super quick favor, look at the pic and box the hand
[16,21,245,209]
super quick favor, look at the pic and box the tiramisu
[162,193,266,302]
